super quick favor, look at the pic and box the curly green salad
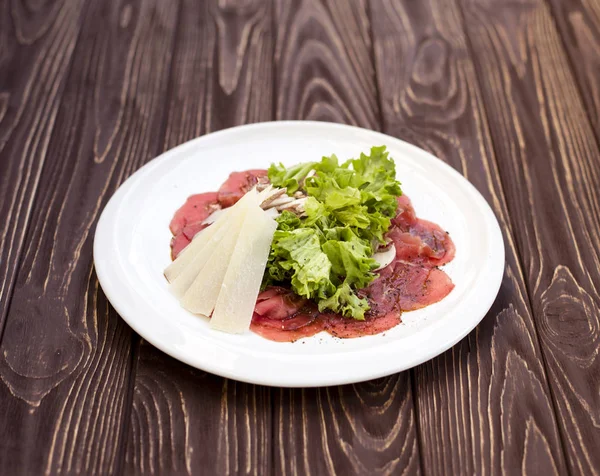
[262,146,402,320]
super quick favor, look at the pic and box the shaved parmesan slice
[169,219,233,298]
[210,206,277,334]
[164,189,258,282]
[201,208,226,225]
[170,197,255,296]
[180,200,250,315]
[165,218,227,282]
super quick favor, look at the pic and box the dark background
[0,0,599,474]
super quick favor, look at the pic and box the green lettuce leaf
[317,282,370,320]
[264,146,402,319]
[268,161,317,193]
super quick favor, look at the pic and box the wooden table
[1,0,599,474]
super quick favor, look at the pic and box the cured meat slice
[254,286,308,320]
[170,192,220,236]
[182,222,210,241]
[392,194,417,228]
[362,261,454,313]
[217,169,268,207]
[170,233,191,260]
[387,195,455,266]
[387,226,455,266]
[169,192,220,258]
[250,317,325,342]
[321,311,401,338]
[250,288,324,342]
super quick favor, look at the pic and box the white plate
[94,121,504,387]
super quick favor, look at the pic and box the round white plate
[94,121,504,387]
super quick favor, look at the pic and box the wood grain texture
[276,379,420,476]
[459,0,600,473]
[546,0,600,134]
[369,0,567,474]
[124,0,274,474]
[0,0,87,333]
[274,1,420,475]
[275,0,379,128]
[127,344,272,476]
[1,0,599,473]
[162,0,274,146]
[0,0,180,473]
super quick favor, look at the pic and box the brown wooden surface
[1,0,599,474]
[0,1,179,473]
[460,0,600,473]
[273,2,420,475]
[370,0,568,474]
[547,0,600,136]
[125,1,274,474]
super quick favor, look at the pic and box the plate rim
[94,120,505,387]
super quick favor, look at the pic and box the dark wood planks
[128,348,272,476]
[369,0,567,474]
[0,0,180,473]
[274,1,421,475]
[546,0,600,135]
[274,0,379,128]
[275,378,420,476]
[0,0,87,333]
[124,1,274,474]
[459,0,600,473]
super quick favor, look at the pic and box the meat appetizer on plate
[164,146,455,342]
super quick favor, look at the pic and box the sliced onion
[373,244,396,270]
[264,208,280,218]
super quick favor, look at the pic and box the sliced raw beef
[250,318,325,342]
[217,169,268,207]
[362,261,454,313]
[321,311,401,338]
[169,192,220,259]
[250,288,324,342]
[388,195,455,266]
[169,192,220,235]
[392,194,417,228]
[169,183,456,341]
[170,233,191,260]
[254,286,308,320]
[182,222,210,241]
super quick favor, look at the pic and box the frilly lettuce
[264,146,402,320]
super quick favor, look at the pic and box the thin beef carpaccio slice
[390,195,455,266]
[169,169,267,259]
[217,169,268,207]
[169,192,220,259]
[249,286,402,341]
[250,287,325,342]
[249,195,456,341]
[361,261,454,313]
[320,311,401,339]
[169,179,456,341]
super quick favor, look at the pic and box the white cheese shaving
[210,205,277,334]
[164,218,227,282]
[180,199,250,315]
[169,219,234,298]
[164,189,260,282]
